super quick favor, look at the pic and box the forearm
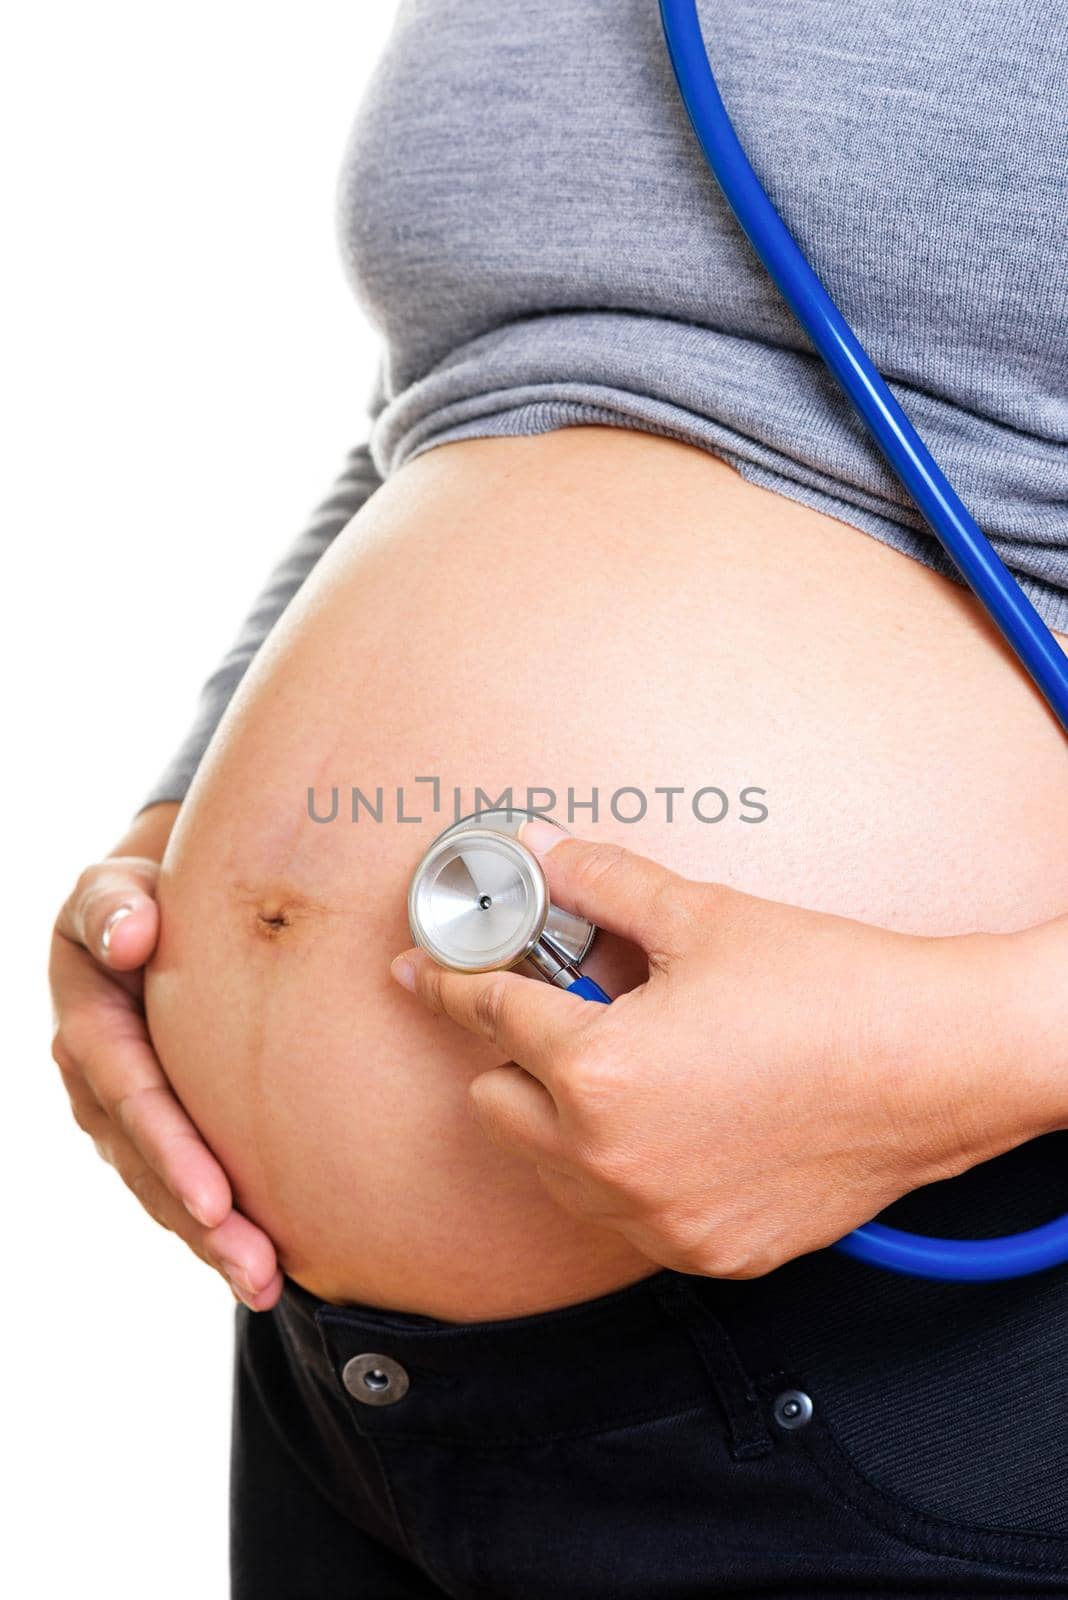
[110,801,182,864]
[142,431,384,810]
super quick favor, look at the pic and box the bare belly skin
[144,428,1068,1320]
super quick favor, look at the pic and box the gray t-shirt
[145,0,1068,807]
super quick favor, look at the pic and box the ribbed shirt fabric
[145,0,1068,807]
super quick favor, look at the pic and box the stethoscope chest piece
[409,828,548,973]
[407,808,596,979]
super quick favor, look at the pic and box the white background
[3,5,396,1593]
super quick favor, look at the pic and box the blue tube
[658,0,1068,1280]
[834,1214,1068,1283]
[567,974,612,1004]
[658,0,1068,738]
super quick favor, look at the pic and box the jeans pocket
[785,1393,1068,1577]
[751,1260,1068,1575]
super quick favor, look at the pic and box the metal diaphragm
[408,829,549,974]
[407,808,596,975]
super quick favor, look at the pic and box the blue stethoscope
[409,1,1068,1285]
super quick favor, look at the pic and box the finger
[468,1063,564,1161]
[520,822,689,961]
[391,950,592,1092]
[56,860,162,972]
[233,1273,285,1313]
[128,1167,283,1309]
[49,923,142,1019]
[64,1082,282,1309]
[203,1211,284,1310]
[62,1012,233,1229]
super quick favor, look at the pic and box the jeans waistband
[280,1269,771,1455]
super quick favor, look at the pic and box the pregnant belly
[144,428,1068,1320]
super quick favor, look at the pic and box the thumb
[520,820,689,961]
[57,860,162,972]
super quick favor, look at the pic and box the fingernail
[184,1194,215,1228]
[520,818,564,857]
[220,1260,255,1300]
[229,1281,257,1310]
[390,955,416,992]
[101,904,134,953]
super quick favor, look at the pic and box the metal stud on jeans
[342,1353,410,1406]
[772,1389,813,1430]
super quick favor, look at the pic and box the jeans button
[772,1389,813,1430]
[342,1353,410,1406]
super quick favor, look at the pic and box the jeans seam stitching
[797,1415,1068,1572]
[649,1276,772,1460]
[357,1400,710,1451]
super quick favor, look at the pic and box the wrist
[108,800,181,865]
[888,923,1066,1181]
[991,916,1068,1138]
[926,921,1068,1154]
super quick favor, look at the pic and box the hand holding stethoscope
[393,818,1062,1286]
[395,2,1068,1286]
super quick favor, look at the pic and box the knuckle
[50,1030,74,1073]
[51,1052,104,1139]
[558,1026,619,1105]
[696,1246,753,1280]
[69,870,110,932]
[725,1251,777,1281]
[572,843,630,898]
[60,1009,118,1081]
[466,1070,494,1118]
[658,874,697,931]
[417,963,443,1010]
[651,876,705,954]
[111,1082,161,1143]
[90,1133,115,1166]
[72,864,102,903]
[129,1169,173,1233]
[70,1098,98,1137]
[657,1208,752,1279]
[580,1136,641,1192]
[471,975,510,1039]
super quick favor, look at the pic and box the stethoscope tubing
[657,0,1068,1279]
[658,0,1068,737]
[566,973,611,1003]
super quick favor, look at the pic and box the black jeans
[232,1136,1068,1598]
